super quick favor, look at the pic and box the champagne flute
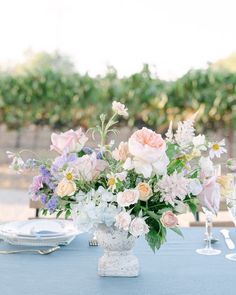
[196,164,221,255]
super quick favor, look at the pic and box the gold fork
[0,246,60,255]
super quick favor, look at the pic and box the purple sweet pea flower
[29,175,43,200]
[46,196,58,214]
[67,153,78,162]
[82,147,93,155]
[39,193,47,205]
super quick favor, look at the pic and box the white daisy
[209,139,227,159]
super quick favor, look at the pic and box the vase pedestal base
[98,250,139,277]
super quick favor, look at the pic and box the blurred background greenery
[0,51,235,155]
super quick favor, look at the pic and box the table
[0,228,236,295]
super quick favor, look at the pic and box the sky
[0,0,236,79]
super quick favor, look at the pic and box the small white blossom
[112,101,128,117]
[6,151,25,173]
[209,139,227,159]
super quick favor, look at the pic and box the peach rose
[56,179,76,197]
[128,127,169,177]
[115,211,131,231]
[50,129,88,154]
[112,142,129,161]
[112,101,128,117]
[137,182,152,201]
[117,189,139,207]
[129,217,149,237]
[160,211,178,228]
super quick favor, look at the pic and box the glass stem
[205,211,213,249]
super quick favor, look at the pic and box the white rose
[129,217,149,237]
[115,211,131,231]
[117,189,139,207]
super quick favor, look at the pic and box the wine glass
[196,164,222,255]
[225,173,236,261]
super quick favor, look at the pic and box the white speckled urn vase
[96,225,139,277]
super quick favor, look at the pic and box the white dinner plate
[0,219,81,246]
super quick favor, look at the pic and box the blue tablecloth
[0,228,236,295]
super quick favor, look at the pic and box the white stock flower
[174,115,196,147]
[157,172,189,205]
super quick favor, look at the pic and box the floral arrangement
[8,101,227,251]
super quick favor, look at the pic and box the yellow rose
[56,179,76,197]
[217,174,233,197]
[137,182,152,201]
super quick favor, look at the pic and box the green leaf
[166,142,176,160]
[65,209,71,219]
[56,210,63,219]
[145,229,162,253]
[167,159,185,175]
[185,197,199,214]
[170,227,184,238]
[146,210,161,222]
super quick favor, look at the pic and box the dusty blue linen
[0,228,235,295]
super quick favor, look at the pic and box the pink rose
[129,217,149,237]
[115,212,131,231]
[128,127,169,177]
[75,153,107,181]
[198,176,221,214]
[117,189,139,207]
[160,211,178,228]
[50,129,88,154]
[112,142,129,161]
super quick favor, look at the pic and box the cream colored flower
[112,142,129,161]
[137,182,152,201]
[129,217,149,237]
[112,101,128,117]
[117,189,139,207]
[217,174,233,197]
[56,179,76,197]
